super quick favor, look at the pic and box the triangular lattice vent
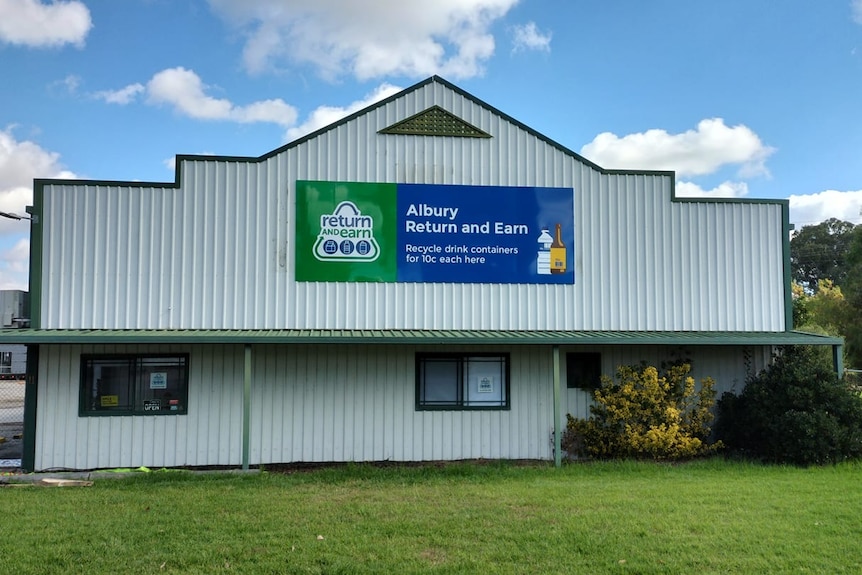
[379,105,491,138]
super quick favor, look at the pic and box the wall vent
[379,105,491,138]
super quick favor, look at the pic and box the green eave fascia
[0,329,843,347]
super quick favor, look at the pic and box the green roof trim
[0,329,843,346]
[379,105,491,138]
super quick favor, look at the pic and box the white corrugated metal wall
[561,345,774,420]
[34,340,770,470]
[250,344,554,464]
[35,342,557,469]
[35,344,244,471]
[38,80,786,332]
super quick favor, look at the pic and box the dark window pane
[566,352,602,389]
[422,359,459,405]
[417,354,509,410]
[138,356,188,413]
[83,357,134,412]
[80,354,189,416]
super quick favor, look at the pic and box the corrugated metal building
[0,77,842,471]
[1,291,28,378]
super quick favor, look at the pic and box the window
[80,354,189,416]
[416,353,509,410]
[0,351,10,374]
[567,352,602,389]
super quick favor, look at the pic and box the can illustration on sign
[295,181,574,284]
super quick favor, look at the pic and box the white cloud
[580,118,775,178]
[54,74,82,95]
[286,83,402,141]
[0,0,92,47]
[0,126,76,235]
[511,22,551,53]
[0,238,29,290]
[94,83,145,105]
[789,189,862,227]
[102,67,398,143]
[853,0,862,24]
[207,0,518,79]
[146,67,298,127]
[0,128,76,289]
[676,181,749,198]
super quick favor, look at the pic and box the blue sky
[1,0,862,290]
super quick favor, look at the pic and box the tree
[790,218,857,293]
[841,226,862,368]
[716,346,862,465]
[795,279,853,335]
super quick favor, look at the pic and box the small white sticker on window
[477,375,494,393]
[150,372,168,389]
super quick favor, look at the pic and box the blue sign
[396,184,574,284]
[295,181,575,284]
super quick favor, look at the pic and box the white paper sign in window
[150,372,168,389]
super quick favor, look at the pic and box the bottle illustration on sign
[313,201,380,262]
[536,228,553,274]
[550,223,566,274]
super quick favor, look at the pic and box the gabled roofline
[31,74,790,211]
[28,76,795,332]
[31,74,789,211]
[35,75,676,192]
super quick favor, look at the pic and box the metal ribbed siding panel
[250,344,554,464]
[38,80,786,332]
[33,340,778,470]
[34,344,243,471]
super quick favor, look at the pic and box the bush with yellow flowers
[563,363,721,460]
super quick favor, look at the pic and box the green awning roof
[0,328,843,346]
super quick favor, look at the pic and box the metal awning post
[833,344,844,379]
[242,344,252,470]
[553,345,561,468]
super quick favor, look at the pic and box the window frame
[415,352,510,411]
[0,351,11,374]
[79,353,190,417]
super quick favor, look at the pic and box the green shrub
[563,363,721,460]
[716,345,862,466]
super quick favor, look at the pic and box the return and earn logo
[313,201,381,262]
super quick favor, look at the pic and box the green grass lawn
[2,459,861,574]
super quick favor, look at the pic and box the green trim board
[782,201,794,330]
[0,328,843,347]
[552,346,561,468]
[242,344,251,471]
[21,344,38,472]
[26,190,43,329]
